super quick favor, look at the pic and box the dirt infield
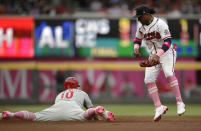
[0,116,201,131]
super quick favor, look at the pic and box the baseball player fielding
[133,5,185,121]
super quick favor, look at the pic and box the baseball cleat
[154,105,168,122]
[2,111,12,119]
[95,106,105,115]
[96,106,115,121]
[177,102,185,116]
[106,111,115,121]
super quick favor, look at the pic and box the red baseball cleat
[2,111,12,119]
[95,106,105,115]
[95,106,115,121]
[106,112,115,121]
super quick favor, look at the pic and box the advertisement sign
[169,19,198,57]
[0,69,32,99]
[75,18,199,58]
[34,19,74,57]
[0,17,34,58]
[75,69,145,98]
[0,67,198,102]
[0,17,199,58]
[38,70,56,102]
[75,18,134,57]
[0,69,56,101]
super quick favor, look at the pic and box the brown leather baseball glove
[139,55,160,67]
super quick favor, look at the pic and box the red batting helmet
[64,77,80,90]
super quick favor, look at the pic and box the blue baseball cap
[133,5,155,18]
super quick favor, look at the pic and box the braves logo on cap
[134,5,155,18]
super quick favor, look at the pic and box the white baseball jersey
[135,17,176,83]
[136,17,171,55]
[34,89,93,121]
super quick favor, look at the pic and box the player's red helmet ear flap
[64,77,80,90]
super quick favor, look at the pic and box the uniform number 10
[61,91,74,99]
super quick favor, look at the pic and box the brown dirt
[0,116,201,131]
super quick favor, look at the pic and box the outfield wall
[0,58,200,104]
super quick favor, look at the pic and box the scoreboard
[0,17,199,58]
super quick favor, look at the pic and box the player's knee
[163,68,174,78]
[165,72,174,78]
[144,77,155,84]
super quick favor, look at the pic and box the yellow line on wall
[0,61,201,70]
[0,62,36,69]
[36,62,144,70]
[175,62,201,70]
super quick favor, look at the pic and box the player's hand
[134,48,140,57]
[149,55,160,64]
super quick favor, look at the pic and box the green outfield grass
[0,104,200,116]
[100,104,201,116]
